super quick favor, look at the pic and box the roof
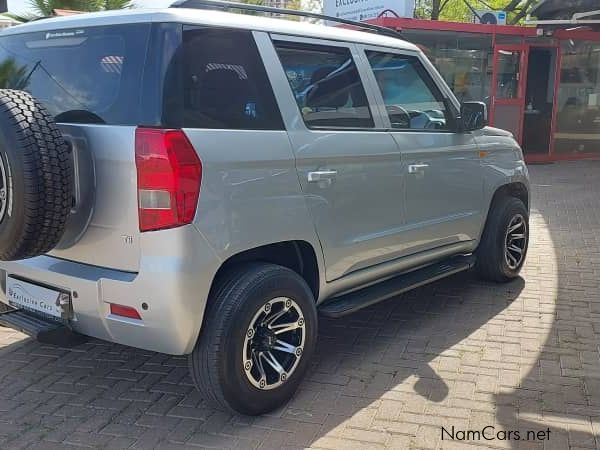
[531,0,599,20]
[370,16,538,37]
[2,7,419,52]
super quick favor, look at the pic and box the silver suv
[0,4,529,415]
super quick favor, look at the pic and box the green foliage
[102,0,133,9]
[415,0,537,24]
[441,0,473,22]
[233,0,264,16]
[236,0,303,20]
[0,59,29,90]
[1,12,35,23]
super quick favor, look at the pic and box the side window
[366,51,451,131]
[274,41,374,129]
[175,27,283,130]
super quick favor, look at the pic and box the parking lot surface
[1,161,600,449]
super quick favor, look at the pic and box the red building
[369,16,600,162]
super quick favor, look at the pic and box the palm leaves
[101,0,134,10]
[1,12,36,23]
[0,59,30,90]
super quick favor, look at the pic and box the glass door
[491,45,529,143]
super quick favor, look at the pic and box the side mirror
[460,101,488,132]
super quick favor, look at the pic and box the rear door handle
[307,170,338,183]
[408,164,429,174]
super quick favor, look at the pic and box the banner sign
[323,0,415,23]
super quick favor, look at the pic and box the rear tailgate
[0,23,154,272]
[50,125,141,272]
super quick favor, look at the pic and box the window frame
[357,44,461,134]
[269,34,389,132]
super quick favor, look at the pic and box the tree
[1,12,32,23]
[415,0,538,25]
[0,59,29,90]
[236,0,306,20]
[3,0,132,22]
[102,0,133,9]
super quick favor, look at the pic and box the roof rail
[169,0,403,39]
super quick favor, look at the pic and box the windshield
[0,24,151,125]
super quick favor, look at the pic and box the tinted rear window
[161,27,284,130]
[0,24,150,125]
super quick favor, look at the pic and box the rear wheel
[476,196,529,282]
[189,263,318,415]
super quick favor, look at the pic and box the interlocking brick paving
[1,161,599,449]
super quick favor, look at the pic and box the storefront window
[401,31,493,106]
[555,40,600,154]
[495,50,521,99]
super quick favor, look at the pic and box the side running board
[318,255,476,318]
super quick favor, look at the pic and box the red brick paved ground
[1,161,600,449]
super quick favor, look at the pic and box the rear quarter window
[162,27,284,130]
[0,24,151,125]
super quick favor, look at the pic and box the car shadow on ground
[0,270,524,449]
[247,272,526,448]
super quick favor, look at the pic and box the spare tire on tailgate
[0,89,72,261]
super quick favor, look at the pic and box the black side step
[319,255,476,318]
[0,310,87,348]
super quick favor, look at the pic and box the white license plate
[5,277,67,319]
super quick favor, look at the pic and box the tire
[476,196,529,282]
[189,263,318,415]
[0,89,72,261]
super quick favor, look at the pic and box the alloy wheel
[243,297,306,390]
[504,213,527,270]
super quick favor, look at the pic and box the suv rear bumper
[0,225,220,355]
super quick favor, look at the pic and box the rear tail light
[110,303,142,320]
[135,128,202,232]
